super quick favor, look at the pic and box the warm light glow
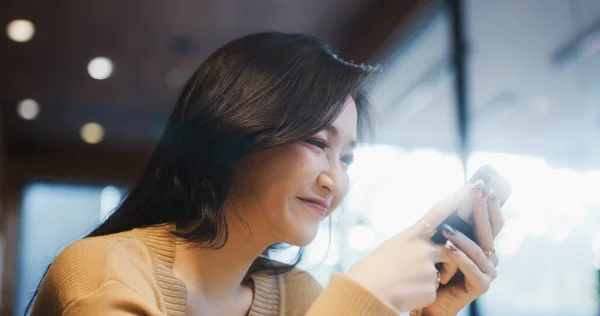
[346,146,463,237]
[87,57,114,80]
[302,227,340,266]
[495,219,525,257]
[6,19,35,42]
[17,98,40,120]
[343,146,600,259]
[80,122,104,144]
[467,152,600,248]
[348,223,375,251]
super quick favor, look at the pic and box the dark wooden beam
[5,147,150,185]
[338,0,442,63]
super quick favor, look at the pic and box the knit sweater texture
[32,224,399,316]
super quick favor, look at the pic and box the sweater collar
[135,223,281,316]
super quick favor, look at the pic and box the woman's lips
[297,197,327,217]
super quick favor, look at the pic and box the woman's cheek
[327,171,350,213]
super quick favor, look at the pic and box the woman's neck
[172,214,270,301]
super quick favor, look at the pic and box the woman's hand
[345,184,476,312]
[423,184,504,315]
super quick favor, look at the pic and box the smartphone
[431,165,512,244]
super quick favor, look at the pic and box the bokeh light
[6,19,35,42]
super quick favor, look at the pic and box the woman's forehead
[329,97,358,140]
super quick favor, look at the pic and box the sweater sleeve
[305,274,399,316]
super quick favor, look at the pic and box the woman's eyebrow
[325,126,357,148]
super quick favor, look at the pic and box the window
[465,0,600,314]
[16,183,124,315]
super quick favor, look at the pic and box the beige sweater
[32,224,399,316]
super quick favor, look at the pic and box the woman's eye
[305,139,330,150]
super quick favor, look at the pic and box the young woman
[29,32,503,316]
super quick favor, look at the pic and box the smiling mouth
[297,197,327,217]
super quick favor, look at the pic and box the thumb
[439,262,458,285]
[419,183,474,232]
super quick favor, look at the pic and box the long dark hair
[25,32,376,314]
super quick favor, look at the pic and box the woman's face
[228,97,358,247]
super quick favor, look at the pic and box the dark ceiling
[0,0,429,158]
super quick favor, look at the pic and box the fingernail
[445,240,458,252]
[488,188,497,201]
[470,179,484,190]
[443,224,456,235]
[479,190,488,199]
[471,180,486,194]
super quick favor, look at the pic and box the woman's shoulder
[41,230,158,304]
[51,230,154,271]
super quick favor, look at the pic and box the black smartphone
[431,165,512,244]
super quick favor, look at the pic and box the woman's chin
[283,225,319,247]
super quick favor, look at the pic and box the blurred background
[1,0,599,315]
